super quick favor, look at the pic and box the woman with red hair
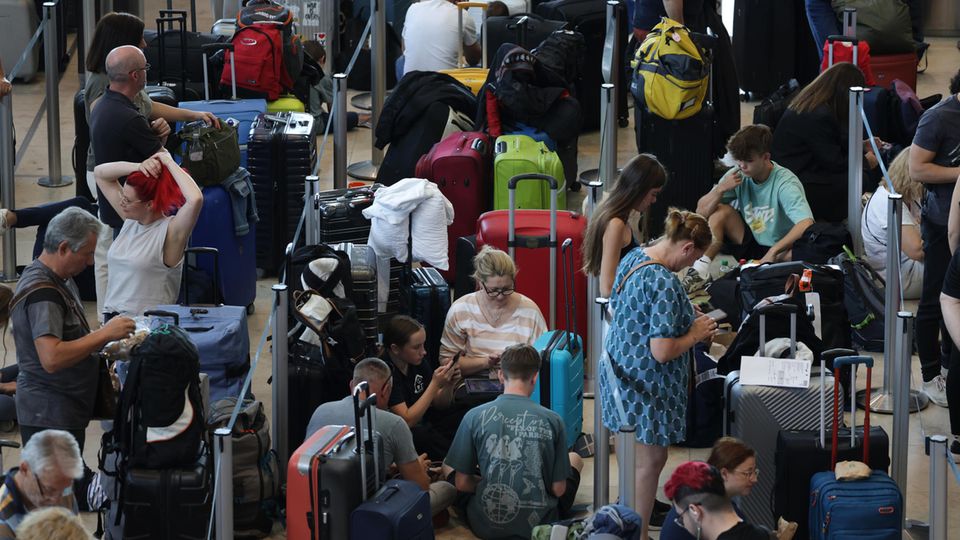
[95,150,203,317]
[664,461,771,540]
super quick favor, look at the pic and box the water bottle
[189,131,203,162]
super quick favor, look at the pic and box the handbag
[91,356,118,420]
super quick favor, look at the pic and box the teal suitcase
[493,135,566,210]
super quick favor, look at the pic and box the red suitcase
[415,131,492,282]
[476,174,588,352]
[870,52,918,91]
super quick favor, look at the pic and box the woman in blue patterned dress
[600,208,717,540]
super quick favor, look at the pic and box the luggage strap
[614,259,666,294]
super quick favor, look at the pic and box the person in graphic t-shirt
[693,124,814,279]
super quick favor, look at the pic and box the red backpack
[237,0,303,84]
[221,24,288,100]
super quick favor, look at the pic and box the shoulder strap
[614,259,667,295]
[10,282,90,333]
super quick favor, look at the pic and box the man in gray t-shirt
[10,208,135,450]
[304,358,455,515]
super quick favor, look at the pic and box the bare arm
[149,101,220,127]
[697,171,742,217]
[396,457,431,491]
[764,218,814,263]
[388,364,456,426]
[599,218,630,298]
[909,144,960,184]
[551,479,567,497]
[941,293,960,349]
[649,314,716,363]
[160,152,203,268]
[463,41,482,66]
[902,224,924,261]
[34,317,136,373]
[94,161,142,217]
[663,0,684,22]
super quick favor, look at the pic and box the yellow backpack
[630,18,709,120]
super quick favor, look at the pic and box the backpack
[237,0,303,83]
[753,78,800,130]
[630,17,708,120]
[176,119,240,187]
[678,343,724,448]
[791,222,852,264]
[207,398,280,538]
[829,247,885,352]
[107,324,205,470]
[222,24,289,100]
[532,29,586,87]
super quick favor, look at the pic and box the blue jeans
[805,0,840,61]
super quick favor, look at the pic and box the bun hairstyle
[663,208,712,250]
[124,166,186,216]
[664,461,727,509]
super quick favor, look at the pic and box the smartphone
[450,352,462,366]
[705,309,727,322]
[464,378,504,395]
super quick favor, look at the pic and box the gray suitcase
[723,303,837,530]
[0,0,39,82]
[333,242,380,357]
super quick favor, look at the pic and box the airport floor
[1,1,959,538]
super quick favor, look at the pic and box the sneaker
[0,209,9,234]
[680,267,710,295]
[922,375,948,408]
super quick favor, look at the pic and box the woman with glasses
[600,208,716,540]
[95,150,203,318]
[439,246,547,377]
[664,461,771,540]
[660,437,759,540]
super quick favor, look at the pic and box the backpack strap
[10,282,91,333]
[614,259,667,295]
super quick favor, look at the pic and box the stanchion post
[272,284,289,479]
[38,2,72,188]
[617,426,636,509]
[927,435,948,540]
[333,73,348,189]
[891,312,913,494]
[304,175,319,246]
[213,427,234,540]
[599,84,617,185]
[593,297,610,509]
[346,0,385,180]
[0,94,17,282]
[846,87,863,253]
[883,194,903,390]
[82,0,96,81]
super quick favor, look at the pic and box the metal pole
[38,2,73,188]
[346,0,385,180]
[593,297,611,509]
[271,284,289,478]
[928,435,948,540]
[890,312,913,495]
[599,84,617,185]
[617,427,636,509]
[213,427,234,540]
[583,182,603,396]
[304,175,319,246]
[0,94,17,282]
[82,0,97,82]
[846,87,863,253]
[321,0,339,76]
[333,73,348,190]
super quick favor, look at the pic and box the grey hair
[21,430,84,480]
[105,45,142,82]
[351,357,391,388]
[42,207,102,254]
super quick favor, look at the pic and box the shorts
[723,219,771,262]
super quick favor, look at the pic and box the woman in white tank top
[95,150,203,317]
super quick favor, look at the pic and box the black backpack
[107,323,205,470]
[829,249,885,352]
[791,222,852,264]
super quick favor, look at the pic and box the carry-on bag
[332,242,382,357]
[732,0,813,98]
[314,184,381,244]
[439,2,490,94]
[723,303,837,530]
[118,454,213,540]
[822,12,877,86]
[870,51,919,91]
[146,9,227,101]
[286,382,383,540]
[349,479,434,539]
[401,266,452,369]
[476,173,588,351]
[531,238,584,450]
[493,134,566,211]
[808,356,903,540]
[415,131,492,283]
[776,349,891,540]
[485,12,567,62]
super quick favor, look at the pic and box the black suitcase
[119,456,212,540]
[775,350,891,540]
[334,242,381,357]
[287,340,353,452]
[375,101,452,187]
[402,267,452,367]
[315,185,381,244]
[247,112,317,275]
[145,10,227,101]
[485,13,567,60]
[454,235,478,301]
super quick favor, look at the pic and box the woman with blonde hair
[861,147,924,299]
[439,246,547,377]
[16,507,92,540]
[600,208,718,540]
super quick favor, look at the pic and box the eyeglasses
[120,193,142,206]
[733,468,760,479]
[673,502,701,529]
[33,473,67,502]
[130,62,151,74]
[481,283,515,297]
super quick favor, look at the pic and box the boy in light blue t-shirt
[694,124,814,278]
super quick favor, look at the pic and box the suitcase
[119,455,212,539]
[439,2,489,95]
[485,13,567,61]
[808,356,903,540]
[476,174,588,350]
[1,0,39,82]
[776,349,891,540]
[454,234,479,301]
[211,18,236,37]
[376,101,455,187]
[146,10,228,101]
[402,267,452,368]
[870,52,918,91]
[178,42,268,170]
[332,242,381,357]
[531,238,584,450]
[723,303,838,530]
[287,385,382,540]
[189,185,258,309]
[286,340,350,454]
[732,0,813,97]
[315,184,379,244]
[349,479,434,540]
[415,131,492,283]
[248,111,317,275]
[493,135,566,211]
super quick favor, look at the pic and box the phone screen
[705,309,727,322]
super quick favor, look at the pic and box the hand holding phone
[705,308,727,322]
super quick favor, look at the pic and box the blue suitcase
[349,479,434,540]
[808,355,903,540]
[177,43,267,168]
[189,185,257,309]
[531,238,584,450]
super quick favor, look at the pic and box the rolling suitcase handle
[352,381,381,501]
[561,237,578,348]
[818,348,856,448]
[181,246,223,306]
[157,11,190,101]
[756,303,797,357]
[826,35,859,69]
[842,7,856,38]
[456,2,488,69]
[143,310,182,326]
[831,355,874,469]
[507,173,559,326]
[201,42,238,100]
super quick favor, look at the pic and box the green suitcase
[493,135,566,210]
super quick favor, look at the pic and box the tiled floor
[1,1,959,538]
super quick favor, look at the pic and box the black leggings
[918,219,952,382]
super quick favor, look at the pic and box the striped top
[439,291,547,365]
